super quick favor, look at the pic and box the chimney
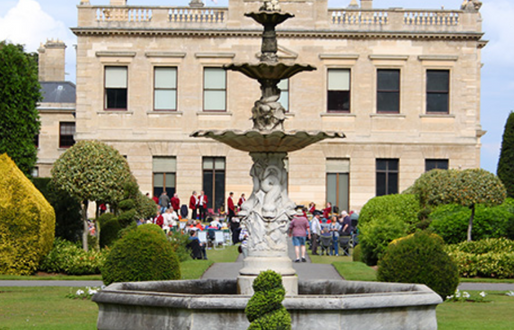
[110,0,127,5]
[360,0,373,9]
[38,40,66,82]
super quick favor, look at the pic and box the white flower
[456,291,461,298]
[480,291,487,298]
[446,295,454,300]
[506,291,514,297]
[463,291,471,299]
[76,289,84,296]
[88,288,98,295]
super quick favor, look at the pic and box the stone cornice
[72,27,484,42]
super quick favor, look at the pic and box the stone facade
[69,0,486,212]
[36,40,76,178]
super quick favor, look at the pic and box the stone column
[237,152,297,295]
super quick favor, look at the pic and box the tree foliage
[51,140,134,250]
[0,41,41,177]
[497,111,514,198]
[410,168,507,241]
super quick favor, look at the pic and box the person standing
[159,191,170,214]
[198,191,208,222]
[239,224,249,259]
[310,213,322,255]
[238,193,246,211]
[330,215,341,256]
[189,191,198,220]
[227,192,236,222]
[171,193,180,213]
[322,202,332,220]
[289,209,311,262]
[340,210,352,236]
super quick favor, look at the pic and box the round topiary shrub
[245,270,291,330]
[352,244,362,262]
[377,231,459,299]
[0,154,55,275]
[99,218,122,248]
[101,224,180,285]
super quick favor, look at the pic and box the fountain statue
[93,1,442,328]
[192,0,343,295]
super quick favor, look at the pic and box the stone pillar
[38,40,66,82]
[237,152,297,295]
[360,0,373,9]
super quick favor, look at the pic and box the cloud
[481,1,514,68]
[0,0,74,52]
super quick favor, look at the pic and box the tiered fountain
[93,1,442,329]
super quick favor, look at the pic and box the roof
[40,81,76,103]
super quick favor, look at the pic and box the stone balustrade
[77,5,478,33]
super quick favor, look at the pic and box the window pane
[427,70,449,92]
[377,92,399,112]
[164,173,176,189]
[376,172,386,196]
[328,69,350,90]
[203,170,214,208]
[204,90,226,110]
[214,158,225,170]
[388,159,399,171]
[106,88,127,109]
[155,90,176,110]
[377,70,399,91]
[153,157,177,172]
[338,173,349,212]
[203,158,214,170]
[326,173,337,206]
[388,173,398,194]
[376,160,387,171]
[278,91,289,111]
[214,171,225,211]
[154,173,164,187]
[105,67,127,88]
[155,67,176,88]
[426,159,449,171]
[427,93,449,113]
[327,91,350,111]
[204,68,226,89]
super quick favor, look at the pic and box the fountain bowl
[93,278,442,330]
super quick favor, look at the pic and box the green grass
[0,274,102,281]
[0,286,98,330]
[332,261,377,281]
[437,291,514,330]
[181,244,240,280]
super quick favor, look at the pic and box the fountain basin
[93,279,442,330]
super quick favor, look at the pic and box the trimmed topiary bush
[0,154,55,275]
[99,218,122,249]
[352,244,362,262]
[359,194,421,231]
[359,214,408,266]
[245,270,291,330]
[101,224,180,285]
[377,231,459,300]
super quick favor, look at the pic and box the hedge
[0,154,55,275]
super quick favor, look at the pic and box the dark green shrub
[39,238,106,275]
[118,199,135,211]
[98,213,115,227]
[245,270,291,330]
[377,231,459,300]
[101,224,180,285]
[352,244,362,262]
[100,218,122,248]
[33,178,83,243]
[429,203,514,244]
[116,209,137,228]
[359,214,408,266]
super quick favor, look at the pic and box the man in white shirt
[310,213,322,255]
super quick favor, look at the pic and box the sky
[1,0,512,174]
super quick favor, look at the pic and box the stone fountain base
[93,279,442,330]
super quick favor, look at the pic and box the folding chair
[197,231,208,246]
[320,235,332,256]
[339,234,351,257]
[214,230,226,249]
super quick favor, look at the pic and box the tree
[411,168,506,241]
[51,140,135,251]
[0,41,41,177]
[497,111,514,198]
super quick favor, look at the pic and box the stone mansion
[36,0,486,212]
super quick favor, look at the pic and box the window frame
[327,68,351,113]
[278,79,289,112]
[203,67,227,112]
[152,157,177,199]
[202,157,226,211]
[426,69,450,114]
[104,66,128,111]
[425,159,449,172]
[376,159,399,197]
[59,122,75,149]
[153,66,178,111]
[377,68,400,114]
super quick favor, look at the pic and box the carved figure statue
[461,0,482,12]
[261,0,281,12]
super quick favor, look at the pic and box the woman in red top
[323,202,332,219]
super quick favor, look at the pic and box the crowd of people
[289,202,358,263]
[145,191,357,263]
